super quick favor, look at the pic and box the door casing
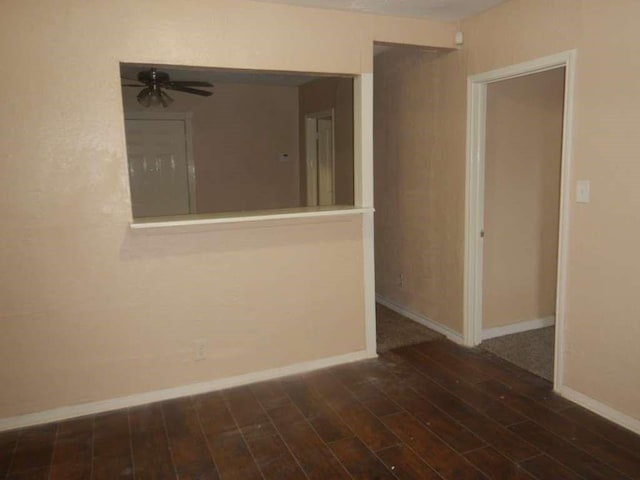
[464,50,577,392]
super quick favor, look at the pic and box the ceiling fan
[122,68,214,108]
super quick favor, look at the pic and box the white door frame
[124,111,196,214]
[463,50,577,391]
[354,74,376,357]
[305,109,336,206]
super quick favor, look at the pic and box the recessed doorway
[464,51,577,389]
[479,67,565,381]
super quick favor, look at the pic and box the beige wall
[124,83,300,214]
[193,84,299,213]
[299,77,354,205]
[483,68,564,328]
[375,0,640,422]
[0,0,455,419]
[374,47,463,331]
[460,0,640,419]
[9,0,639,427]
[464,0,640,421]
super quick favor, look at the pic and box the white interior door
[317,117,335,206]
[305,111,334,207]
[305,117,318,206]
[125,119,191,218]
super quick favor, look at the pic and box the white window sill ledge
[130,206,374,230]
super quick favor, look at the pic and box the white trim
[463,50,577,396]
[464,73,487,348]
[553,51,577,391]
[482,316,555,340]
[0,350,373,433]
[363,213,376,355]
[124,112,197,214]
[558,386,640,436]
[376,294,465,345]
[354,74,374,209]
[130,206,373,229]
[355,73,377,356]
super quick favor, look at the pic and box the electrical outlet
[194,339,207,361]
[398,273,404,288]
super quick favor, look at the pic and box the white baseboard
[0,349,374,433]
[375,294,464,344]
[482,316,555,340]
[558,386,640,436]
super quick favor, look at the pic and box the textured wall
[0,0,455,419]
[192,84,300,213]
[374,48,463,332]
[462,0,640,420]
[375,0,640,422]
[483,68,564,328]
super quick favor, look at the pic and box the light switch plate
[576,180,590,203]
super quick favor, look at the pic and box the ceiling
[250,0,506,21]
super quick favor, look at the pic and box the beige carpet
[481,326,555,381]
[376,303,442,352]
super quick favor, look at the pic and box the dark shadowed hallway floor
[376,303,442,352]
[377,302,555,382]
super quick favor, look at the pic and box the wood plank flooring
[1,339,639,479]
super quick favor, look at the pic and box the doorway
[305,110,335,206]
[480,68,565,381]
[464,51,576,389]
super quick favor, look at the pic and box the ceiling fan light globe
[136,86,152,107]
[160,90,174,107]
[148,92,162,108]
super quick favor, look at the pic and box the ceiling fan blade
[165,85,213,96]
[122,84,144,87]
[167,80,214,87]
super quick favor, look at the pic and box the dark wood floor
[2,340,640,480]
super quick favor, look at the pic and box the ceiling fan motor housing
[138,68,170,85]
